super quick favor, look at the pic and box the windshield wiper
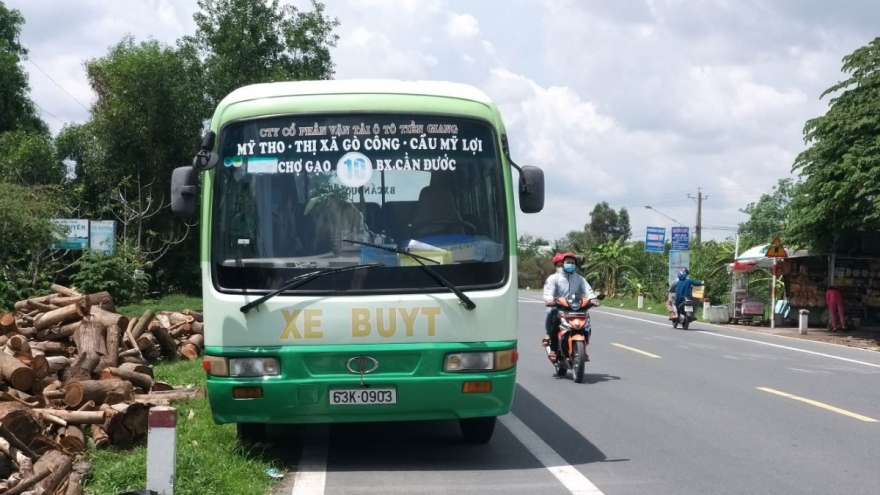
[341,239,476,310]
[240,263,384,314]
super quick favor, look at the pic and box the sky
[8,0,879,246]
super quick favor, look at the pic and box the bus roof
[220,79,495,106]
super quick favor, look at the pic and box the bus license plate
[684,305,693,312]
[329,388,397,405]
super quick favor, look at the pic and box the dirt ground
[719,322,880,353]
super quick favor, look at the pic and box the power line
[32,101,65,125]
[26,56,90,111]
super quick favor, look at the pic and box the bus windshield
[212,114,509,294]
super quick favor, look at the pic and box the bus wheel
[460,416,496,444]
[236,422,266,444]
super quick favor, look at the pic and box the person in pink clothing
[825,285,847,332]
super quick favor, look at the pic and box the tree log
[0,424,37,461]
[183,308,203,322]
[0,451,11,482]
[133,387,203,403]
[103,402,150,449]
[156,314,172,329]
[63,379,132,408]
[45,356,70,372]
[53,291,115,312]
[100,367,153,391]
[167,312,194,327]
[13,326,36,339]
[180,333,204,361]
[136,332,156,351]
[105,323,121,366]
[150,381,174,392]
[30,341,70,356]
[7,334,30,355]
[89,423,110,449]
[118,362,153,378]
[50,284,81,297]
[64,468,86,495]
[63,350,99,384]
[118,355,150,366]
[57,425,85,454]
[33,448,72,494]
[28,354,49,379]
[151,326,179,359]
[0,353,35,391]
[190,320,204,335]
[0,435,34,479]
[0,312,17,334]
[2,467,49,495]
[32,409,106,426]
[33,299,89,331]
[72,320,107,357]
[130,310,154,340]
[36,321,79,341]
[86,305,128,330]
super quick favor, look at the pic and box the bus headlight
[229,358,280,377]
[444,350,518,372]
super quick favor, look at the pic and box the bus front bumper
[205,370,516,424]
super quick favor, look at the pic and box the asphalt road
[272,290,880,495]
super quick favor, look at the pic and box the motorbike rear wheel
[573,341,586,383]
[682,317,690,330]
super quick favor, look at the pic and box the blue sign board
[645,226,665,253]
[671,226,690,251]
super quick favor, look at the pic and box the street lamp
[644,205,685,226]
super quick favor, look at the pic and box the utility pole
[688,188,707,245]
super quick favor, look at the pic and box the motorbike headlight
[229,358,280,377]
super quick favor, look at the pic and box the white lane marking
[593,309,880,369]
[788,367,833,374]
[698,332,880,369]
[592,310,668,327]
[291,425,328,495]
[500,413,605,495]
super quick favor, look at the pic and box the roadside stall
[725,243,809,325]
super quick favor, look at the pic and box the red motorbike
[544,292,605,383]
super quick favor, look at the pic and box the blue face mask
[563,263,576,273]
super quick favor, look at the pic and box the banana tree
[581,237,637,298]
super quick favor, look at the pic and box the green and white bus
[171,79,544,443]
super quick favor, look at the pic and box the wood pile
[0,284,205,494]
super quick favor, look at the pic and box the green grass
[117,294,203,318]
[83,321,284,495]
[599,296,706,320]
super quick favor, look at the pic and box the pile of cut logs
[0,284,205,494]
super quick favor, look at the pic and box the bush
[69,243,149,306]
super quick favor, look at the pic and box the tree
[586,202,631,243]
[581,237,636,297]
[738,177,796,247]
[0,183,64,308]
[184,0,340,105]
[0,3,47,135]
[0,130,65,186]
[789,37,880,253]
[688,240,735,304]
[626,241,670,301]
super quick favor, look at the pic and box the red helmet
[561,251,578,262]
[552,253,564,264]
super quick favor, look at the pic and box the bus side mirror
[518,165,544,213]
[171,166,199,217]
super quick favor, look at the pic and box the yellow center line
[612,343,661,358]
[757,387,878,423]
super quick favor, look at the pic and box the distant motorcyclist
[673,269,704,316]
[542,252,599,361]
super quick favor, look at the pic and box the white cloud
[447,13,480,39]
[8,0,878,244]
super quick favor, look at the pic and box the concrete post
[147,406,177,494]
[637,294,644,309]
[798,309,809,335]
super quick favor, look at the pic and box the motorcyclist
[542,251,600,361]
[673,269,704,318]
[542,252,565,349]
